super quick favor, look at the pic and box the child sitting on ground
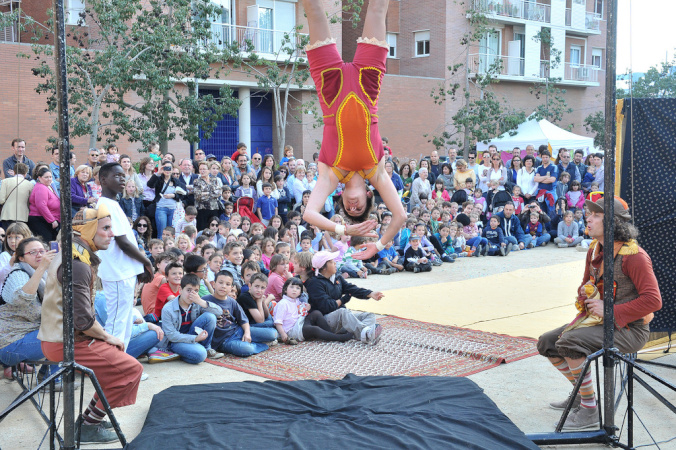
[273,278,352,345]
[141,252,174,319]
[205,271,270,357]
[221,241,245,287]
[236,273,278,341]
[397,218,416,256]
[338,237,369,279]
[150,262,184,323]
[264,254,292,301]
[449,222,467,256]
[184,254,214,297]
[404,235,432,273]
[160,273,225,364]
[377,237,403,274]
[206,252,224,286]
[554,210,583,248]
[483,215,510,256]
[162,226,175,242]
[260,237,276,270]
[525,212,548,248]
[433,223,457,263]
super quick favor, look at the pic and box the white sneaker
[360,326,372,343]
[140,372,149,381]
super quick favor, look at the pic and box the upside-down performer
[301,0,406,260]
[536,196,661,431]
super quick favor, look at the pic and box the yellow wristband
[335,224,346,236]
[375,240,386,252]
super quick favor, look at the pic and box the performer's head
[584,196,638,242]
[73,204,114,251]
[335,178,374,223]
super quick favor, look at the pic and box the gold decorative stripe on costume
[305,37,336,51]
[323,114,335,118]
[357,36,389,50]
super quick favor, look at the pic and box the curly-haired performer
[301,0,406,260]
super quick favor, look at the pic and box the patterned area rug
[206,316,539,381]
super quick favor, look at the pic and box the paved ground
[1,246,674,448]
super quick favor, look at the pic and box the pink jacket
[432,189,451,202]
[29,182,61,223]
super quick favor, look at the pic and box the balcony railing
[565,63,601,82]
[585,12,601,31]
[472,0,551,23]
[207,23,308,57]
[0,13,19,42]
[469,53,525,77]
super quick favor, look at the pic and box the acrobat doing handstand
[301,0,406,260]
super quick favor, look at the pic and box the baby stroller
[235,197,261,224]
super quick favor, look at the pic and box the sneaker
[388,268,398,275]
[148,350,181,364]
[558,243,568,248]
[266,339,279,346]
[432,259,442,266]
[382,267,392,274]
[540,241,548,247]
[369,324,383,345]
[550,394,581,411]
[79,423,118,444]
[499,246,506,256]
[527,242,535,249]
[413,266,420,273]
[458,252,468,257]
[472,248,480,257]
[285,338,299,345]
[504,244,511,256]
[561,406,600,431]
[576,245,588,252]
[76,414,114,431]
[511,244,520,252]
[140,372,149,381]
[207,349,225,360]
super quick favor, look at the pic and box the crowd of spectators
[0,137,602,440]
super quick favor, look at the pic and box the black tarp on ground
[619,98,676,334]
[129,374,538,450]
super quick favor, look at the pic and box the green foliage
[583,111,605,147]
[26,0,240,152]
[617,57,676,99]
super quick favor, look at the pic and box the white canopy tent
[476,117,595,158]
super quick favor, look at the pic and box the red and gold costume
[306,38,388,183]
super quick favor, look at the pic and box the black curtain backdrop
[619,98,676,334]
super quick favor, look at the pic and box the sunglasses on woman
[137,223,148,228]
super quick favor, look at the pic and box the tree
[617,56,676,99]
[583,111,604,148]
[21,0,240,152]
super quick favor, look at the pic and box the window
[594,0,603,15]
[387,33,397,58]
[570,45,581,67]
[65,0,85,26]
[591,48,602,68]
[414,31,430,57]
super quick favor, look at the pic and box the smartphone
[50,241,59,252]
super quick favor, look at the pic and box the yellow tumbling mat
[350,260,585,339]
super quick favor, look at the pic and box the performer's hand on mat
[368,291,384,301]
[105,334,125,351]
[195,330,208,342]
[584,298,604,318]
[242,332,252,343]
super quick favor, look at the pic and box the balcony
[471,0,551,24]
[0,13,19,42]
[564,63,601,83]
[469,53,527,79]
[585,12,602,31]
[207,23,308,59]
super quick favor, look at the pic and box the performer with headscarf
[38,205,143,444]
[536,196,661,431]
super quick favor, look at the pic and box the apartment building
[0,0,605,165]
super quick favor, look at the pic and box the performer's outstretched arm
[301,0,332,44]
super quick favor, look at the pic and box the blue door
[198,89,239,160]
[250,93,273,156]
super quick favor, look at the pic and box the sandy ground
[1,246,675,449]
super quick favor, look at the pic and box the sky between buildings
[616,0,676,73]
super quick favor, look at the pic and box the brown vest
[598,253,644,327]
